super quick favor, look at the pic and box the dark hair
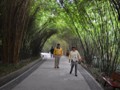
[72,46,75,48]
[72,46,76,50]
[57,43,60,49]
[57,43,60,46]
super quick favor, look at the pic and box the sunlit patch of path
[12,53,101,90]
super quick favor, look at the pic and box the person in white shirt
[69,46,81,76]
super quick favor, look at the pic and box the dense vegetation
[0,0,120,76]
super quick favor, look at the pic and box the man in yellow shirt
[53,43,63,68]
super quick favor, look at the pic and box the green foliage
[1,0,119,73]
[43,35,69,53]
[59,0,120,74]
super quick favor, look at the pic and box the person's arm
[59,48,63,56]
[61,48,63,56]
[77,51,81,61]
[53,48,56,56]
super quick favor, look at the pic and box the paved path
[12,53,103,90]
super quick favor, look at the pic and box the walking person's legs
[54,57,57,68]
[51,54,53,58]
[56,56,60,68]
[75,61,78,76]
[70,61,74,74]
[51,53,52,58]
[69,59,70,63]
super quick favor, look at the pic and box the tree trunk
[2,0,30,64]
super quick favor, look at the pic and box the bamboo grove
[0,0,120,75]
[0,0,58,64]
[57,0,120,74]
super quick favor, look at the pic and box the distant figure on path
[50,46,54,58]
[66,49,70,62]
[66,49,70,56]
[69,46,81,76]
[53,43,63,68]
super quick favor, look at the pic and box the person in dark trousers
[50,46,54,58]
[69,46,81,76]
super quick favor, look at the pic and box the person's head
[57,43,60,48]
[72,46,76,51]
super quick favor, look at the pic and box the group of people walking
[50,43,81,77]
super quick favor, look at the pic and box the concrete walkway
[11,53,103,90]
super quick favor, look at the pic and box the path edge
[0,58,45,90]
